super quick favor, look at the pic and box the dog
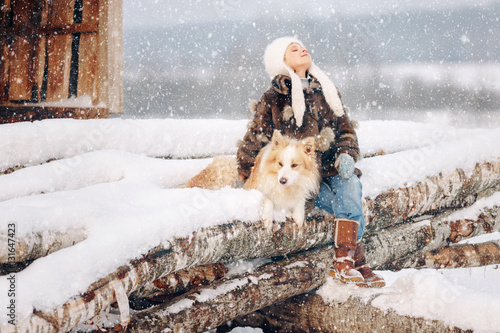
[243,130,320,228]
[184,130,320,229]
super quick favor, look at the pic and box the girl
[237,37,384,288]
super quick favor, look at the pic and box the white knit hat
[263,36,344,127]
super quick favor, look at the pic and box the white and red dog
[243,130,320,228]
[185,130,321,228]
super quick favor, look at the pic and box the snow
[358,127,500,198]
[0,118,483,172]
[37,95,107,108]
[167,277,249,314]
[0,118,499,332]
[226,258,273,277]
[318,263,500,333]
[447,192,500,222]
[0,118,248,171]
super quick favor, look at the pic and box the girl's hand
[335,153,355,179]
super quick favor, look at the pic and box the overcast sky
[123,0,495,28]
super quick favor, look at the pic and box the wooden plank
[0,37,9,103]
[49,0,75,26]
[40,0,49,25]
[0,105,108,123]
[97,0,123,114]
[32,34,46,101]
[77,32,98,103]
[0,23,99,37]
[81,0,99,28]
[12,0,44,26]
[0,0,12,27]
[9,34,46,102]
[45,34,73,101]
[8,36,33,100]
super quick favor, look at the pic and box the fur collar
[271,74,323,95]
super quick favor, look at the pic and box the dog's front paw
[293,217,304,229]
[261,198,274,230]
[292,209,305,230]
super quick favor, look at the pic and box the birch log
[7,214,338,333]
[129,238,492,332]
[231,293,471,333]
[4,161,498,268]
[127,245,334,332]
[7,195,500,331]
[131,198,500,306]
[5,168,499,331]
[0,228,87,265]
[384,240,500,270]
[364,160,500,232]
[367,201,500,270]
[135,263,228,301]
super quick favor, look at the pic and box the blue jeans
[314,175,365,241]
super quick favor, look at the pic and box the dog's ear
[271,130,285,147]
[302,137,316,157]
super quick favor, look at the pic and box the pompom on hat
[264,36,344,127]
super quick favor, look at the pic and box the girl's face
[284,43,312,77]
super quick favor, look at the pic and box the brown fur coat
[237,74,361,179]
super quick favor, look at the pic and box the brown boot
[329,219,364,284]
[353,240,386,288]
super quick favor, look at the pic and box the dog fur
[184,130,320,228]
[184,155,238,190]
[243,130,320,228]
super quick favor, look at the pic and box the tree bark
[5,161,499,332]
[126,245,334,333]
[132,200,500,306]
[231,293,472,333]
[367,202,500,270]
[8,193,500,332]
[364,160,500,232]
[0,228,86,265]
[134,263,228,302]
[383,240,500,270]
[5,161,498,269]
[8,214,338,332]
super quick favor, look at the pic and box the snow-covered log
[133,194,500,303]
[364,160,500,232]
[7,214,339,332]
[0,119,478,173]
[127,245,334,332]
[383,240,500,270]
[0,228,86,264]
[365,192,500,269]
[2,158,498,273]
[2,182,498,332]
[135,263,227,301]
[231,293,471,333]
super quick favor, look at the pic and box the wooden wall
[0,0,123,123]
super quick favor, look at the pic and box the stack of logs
[1,158,499,333]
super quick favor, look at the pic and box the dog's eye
[278,162,283,167]
[291,163,298,168]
